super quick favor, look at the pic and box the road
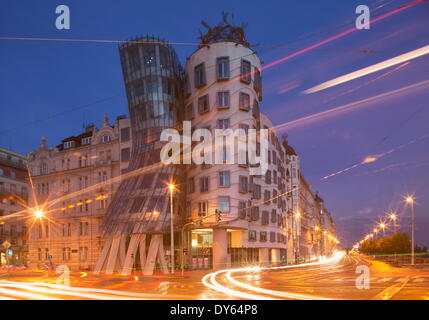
[1,253,429,299]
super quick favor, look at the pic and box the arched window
[40,163,48,175]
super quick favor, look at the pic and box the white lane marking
[380,278,392,282]
[372,278,409,300]
[395,277,408,282]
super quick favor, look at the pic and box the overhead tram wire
[0,0,413,56]
[0,94,121,135]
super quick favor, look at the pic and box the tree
[360,232,411,255]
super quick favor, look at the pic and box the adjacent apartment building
[0,147,28,266]
[26,116,132,270]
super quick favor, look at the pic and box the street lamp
[168,183,175,274]
[405,195,415,265]
[34,209,44,219]
[379,222,386,237]
[294,211,301,263]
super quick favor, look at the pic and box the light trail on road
[202,251,344,300]
[0,280,191,300]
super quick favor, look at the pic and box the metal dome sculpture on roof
[198,12,251,48]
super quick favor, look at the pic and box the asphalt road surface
[1,253,428,300]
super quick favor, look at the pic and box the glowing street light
[34,209,44,219]
[389,212,397,234]
[405,196,414,204]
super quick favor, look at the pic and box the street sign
[2,241,11,250]
[6,250,13,256]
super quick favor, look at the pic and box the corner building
[183,37,291,269]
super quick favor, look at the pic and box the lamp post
[294,212,301,263]
[379,223,386,237]
[169,184,175,274]
[406,196,415,265]
[389,213,397,234]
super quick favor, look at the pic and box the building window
[79,247,88,261]
[188,177,195,194]
[270,232,276,242]
[200,176,209,193]
[218,171,230,187]
[120,128,130,142]
[99,197,108,209]
[217,91,230,108]
[238,201,247,219]
[62,247,71,261]
[79,222,89,236]
[249,230,257,241]
[198,95,209,114]
[82,137,92,145]
[239,92,251,111]
[102,136,111,143]
[272,190,278,203]
[63,141,74,149]
[129,197,145,214]
[271,210,277,223]
[252,184,261,200]
[216,57,230,80]
[198,201,208,216]
[239,176,248,193]
[254,68,262,93]
[218,196,230,212]
[38,248,42,261]
[217,119,230,130]
[264,190,271,204]
[194,63,206,88]
[265,170,272,184]
[261,211,269,225]
[252,100,260,118]
[121,148,130,162]
[185,103,194,120]
[240,60,252,83]
[40,163,48,175]
[0,169,3,176]
[260,231,267,242]
[251,207,259,221]
[273,170,277,184]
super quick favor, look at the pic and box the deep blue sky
[1,0,428,247]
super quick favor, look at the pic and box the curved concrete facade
[184,42,289,267]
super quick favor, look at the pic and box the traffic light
[215,209,222,222]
